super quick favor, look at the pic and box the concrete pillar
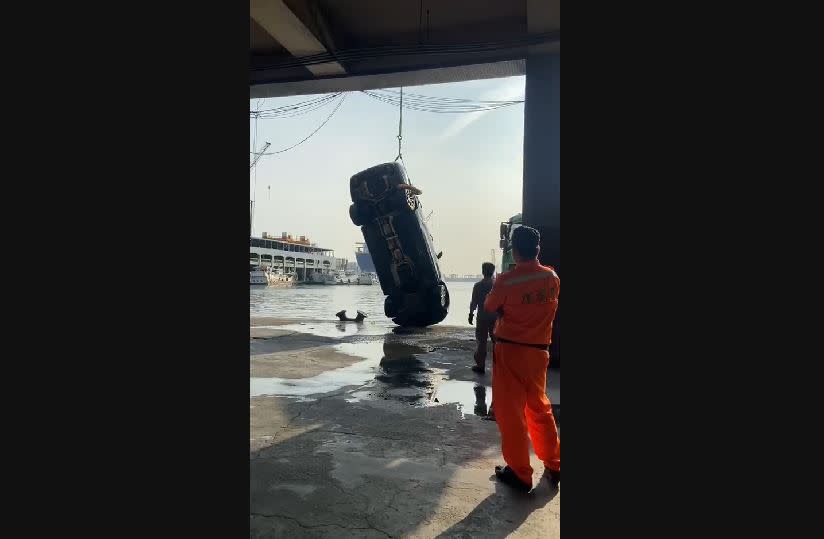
[523,53,560,364]
[522,53,560,272]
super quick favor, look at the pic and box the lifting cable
[393,87,416,187]
[395,86,403,162]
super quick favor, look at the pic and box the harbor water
[250,280,476,328]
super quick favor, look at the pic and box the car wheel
[349,204,365,226]
[425,282,449,314]
[420,283,450,326]
[393,313,426,327]
[436,282,450,310]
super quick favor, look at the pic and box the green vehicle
[498,213,523,272]
[499,212,560,365]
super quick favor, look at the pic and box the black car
[349,162,450,327]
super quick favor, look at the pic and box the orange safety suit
[484,259,560,486]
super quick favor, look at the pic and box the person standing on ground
[484,226,560,492]
[469,262,498,374]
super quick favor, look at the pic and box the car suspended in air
[348,162,450,327]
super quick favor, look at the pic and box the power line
[250,93,347,156]
[249,86,522,163]
[378,88,523,104]
[251,93,343,118]
[361,90,523,113]
[252,93,333,113]
[363,89,523,107]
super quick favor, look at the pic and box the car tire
[425,282,449,317]
[349,204,365,226]
[423,282,450,326]
[436,281,450,311]
[384,295,400,318]
[392,284,449,328]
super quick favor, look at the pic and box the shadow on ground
[250,331,560,538]
[435,481,559,538]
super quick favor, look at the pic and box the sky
[250,76,525,275]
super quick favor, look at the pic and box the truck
[498,213,523,272]
[498,212,560,366]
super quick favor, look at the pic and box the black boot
[494,465,532,493]
[547,469,560,488]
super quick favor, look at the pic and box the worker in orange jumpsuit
[484,225,560,492]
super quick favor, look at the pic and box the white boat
[250,265,295,287]
[305,272,336,285]
[333,271,359,285]
[355,272,376,285]
[250,265,268,286]
[267,268,295,287]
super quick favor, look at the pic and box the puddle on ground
[250,340,427,399]
[431,380,493,417]
[334,340,387,360]
[342,342,495,415]
[344,341,438,405]
[249,359,377,397]
[250,342,381,398]
[249,338,548,422]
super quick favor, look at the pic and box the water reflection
[250,333,541,422]
[372,342,435,404]
[433,379,493,417]
[473,384,488,416]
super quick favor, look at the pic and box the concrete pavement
[250,319,560,538]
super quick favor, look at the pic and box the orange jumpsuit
[484,260,560,486]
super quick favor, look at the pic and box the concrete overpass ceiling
[250,17,284,53]
[312,0,526,46]
[250,0,559,98]
[251,17,317,81]
[250,59,527,99]
[251,0,345,77]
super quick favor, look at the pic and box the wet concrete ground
[250,318,560,538]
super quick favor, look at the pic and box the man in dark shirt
[469,262,498,374]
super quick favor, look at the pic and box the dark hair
[481,262,495,277]
[512,226,540,259]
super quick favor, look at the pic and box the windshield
[508,223,522,241]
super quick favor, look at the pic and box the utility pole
[249,141,271,237]
[250,141,271,170]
